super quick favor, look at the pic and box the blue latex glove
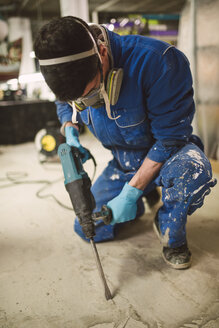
[65,126,90,163]
[107,182,143,225]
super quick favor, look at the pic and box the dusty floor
[0,132,219,328]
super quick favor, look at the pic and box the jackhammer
[58,143,112,300]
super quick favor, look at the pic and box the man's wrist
[60,121,79,136]
[65,121,74,127]
[124,182,143,200]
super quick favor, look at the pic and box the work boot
[153,211,192,269]
[162,244,192,270]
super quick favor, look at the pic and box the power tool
[58,143,112,300]
[35,121,64,163]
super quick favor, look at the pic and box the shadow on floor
[114,213,155,242]
[187,214,219,258]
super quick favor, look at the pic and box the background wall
[8,17,35,76]
[178,0,219,158]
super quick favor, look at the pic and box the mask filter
[106,68,123,106]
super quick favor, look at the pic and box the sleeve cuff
[59,113,73,125]
[147,140,185,163]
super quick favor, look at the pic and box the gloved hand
[107,182,143,225]
[65,126,90,163]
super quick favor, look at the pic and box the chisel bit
[90,238,112,300]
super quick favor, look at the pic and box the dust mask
[74,67,123,119]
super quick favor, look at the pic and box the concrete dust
[0,135,219,328]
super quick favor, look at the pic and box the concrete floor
[0,132,219,328]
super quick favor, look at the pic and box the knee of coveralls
[74,159,145,242]
[155,143,217,248]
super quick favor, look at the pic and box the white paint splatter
[191,183,207,196]
[125,161,130,167]
[186,149,203,165]
[162,227,170,246]
[192,172,200,180]
[180,169,189,179]
[110,174,120,180]
[191,189,210,206]
[165,194,170,200]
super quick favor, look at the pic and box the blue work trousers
[74,143,216,247]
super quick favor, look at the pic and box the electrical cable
[0,171,73,211]
[36,177,74,211]
[88,152,97,181]
[0,155,97,211]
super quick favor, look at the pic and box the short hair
[34,16,99,101]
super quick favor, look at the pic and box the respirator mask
[38,21,123,120]
[74,67,123,115]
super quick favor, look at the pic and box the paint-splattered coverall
[56,29,217,247]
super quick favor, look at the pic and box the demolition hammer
[58,143,113,300]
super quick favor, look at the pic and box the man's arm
[55,101,89,163]
[55,100,73,125]
[129,157,163,191]
[107,157,162,225]
[65,121,79,130]
[55,100,85,135]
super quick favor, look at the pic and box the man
[34,16,216,269]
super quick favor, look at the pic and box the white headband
[39,48,97,66]
[38,19,101,66]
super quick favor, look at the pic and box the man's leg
[74,159,145,242]
[154,143,217,269]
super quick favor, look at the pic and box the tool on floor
[58,143,112,300]
[35,121,64,163]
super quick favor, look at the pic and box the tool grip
[92,205,112,225]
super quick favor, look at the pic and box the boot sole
[162,253,192,270]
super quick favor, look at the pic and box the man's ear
[98,43,107,57]
[98,43,109,74]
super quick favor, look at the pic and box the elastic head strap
[39,48,97,66]
[38,18,102,66]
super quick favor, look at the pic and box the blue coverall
[56,29,216,247]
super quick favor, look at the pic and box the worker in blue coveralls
[34,16,217,270]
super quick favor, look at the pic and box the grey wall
[178,0,219,158]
